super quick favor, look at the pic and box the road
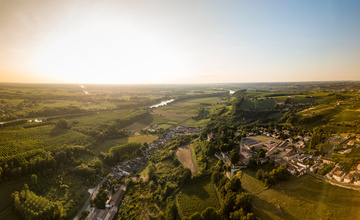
[73,176,107,220]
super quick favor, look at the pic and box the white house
[333,170,346,182]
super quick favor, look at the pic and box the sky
[0,0,359,84]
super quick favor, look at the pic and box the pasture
[177,178,220,218]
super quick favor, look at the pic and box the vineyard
[0,125,90,163]
[12,184,62,219]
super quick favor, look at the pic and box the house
[287,165,297,175]
[296,161,309,169]
[322,158,334,164]
[275,159,288,167]
[284,149,299,161]
[287,162,306,176]
[357,164,360,171]
[344,171,355,183]
[353,172,360,185]
[304,135,311,142]
[339,148,352,154]
[333,170,346,182]
[347,141,355,146]
[239,150,253,165]
[310,162,325,172]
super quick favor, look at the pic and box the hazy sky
[0,0,359,84]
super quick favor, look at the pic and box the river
[150,99,175,108]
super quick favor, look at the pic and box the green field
[249,135,276,143]
[185,97,220,105]
[241,169,360,219]
[177,178,220,218]
[184,119,210,127]
[239,98,276,110]
[111,134,159,145]
[332,110,360,122]
[0,125,89,159]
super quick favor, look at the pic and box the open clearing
[176,145,197,175]
[240,169,360,219]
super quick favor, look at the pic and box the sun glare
[32,18,185,84]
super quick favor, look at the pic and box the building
[344,171,355,183]
[284,149,298,161]
[353,172,360,185]
[332,170,346,182]
[310,162,325,172]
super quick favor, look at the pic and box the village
[77,125,202,220]
[214,127,360,190]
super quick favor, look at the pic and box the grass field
[124,122,149,133]
[185,97,220,105]
[240,169,360,220]
[155,123,173,129]
[177,178,220,218]
[250,135,277,143]
[332,110,360,122]
[239,98,276,111]
[93,134,159,155]
[111,134,159,145]
[184,118,210,127]
[176,145,197,175]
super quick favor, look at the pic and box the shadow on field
[182,179,210,200]
[50,127,68,136]
[252,194,297,220]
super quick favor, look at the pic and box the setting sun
[32,17,185,84]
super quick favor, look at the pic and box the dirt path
[176,145,197,175]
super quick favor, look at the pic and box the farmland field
[184,118,210,127]
[241,169,360,220]
[111,134,159,145]
[177,178,220,218]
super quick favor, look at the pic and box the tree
[80,210,89,220]
[201,207,220,220]
[230,149,240,164]
[230,176,242,192]
[211,170,222,186]
[165,201,178,220]
[189,212,202,220]
[257,148,267,158]
[31,174,37,186]
[94,160,103,174]
[173,158,181,167]
[56,119,71,129]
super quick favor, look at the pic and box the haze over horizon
[1,0,360,84]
